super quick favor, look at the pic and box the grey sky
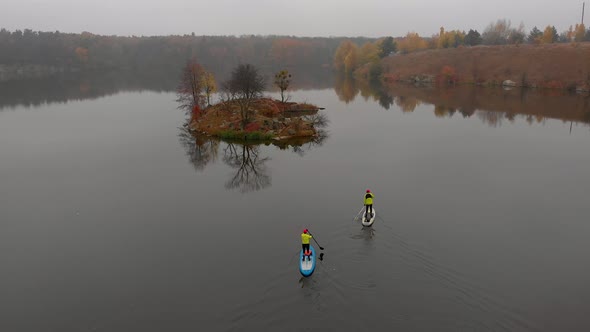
[1,0,586,37]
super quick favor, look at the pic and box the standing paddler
[301,229,312,261]
[364,189,374,218]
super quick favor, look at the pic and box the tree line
[0,28,375,79]
[334,19,590,78]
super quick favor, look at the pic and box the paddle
[353,206,364,222]
[307,231,324,250]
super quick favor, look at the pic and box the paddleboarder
[364,189,374,217]
[301,229,312,261]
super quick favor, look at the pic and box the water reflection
[334,76,590,127]
[0,70,179,109]
[178,126,328,193]
[222,143,271,193]
[178,130,220,171]
[0,68,334,110]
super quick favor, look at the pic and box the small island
[190,98,324,141]
[178,62,327,141]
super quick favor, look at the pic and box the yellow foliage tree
[437,27,466,48]
[541,25,556,44]
[343,46,359,74]
[358,42,380,66]
[201,71,217,106]
[575,23,586,42]
[437,27,446,48]
[398,32,428,53]
[334,40,358,73]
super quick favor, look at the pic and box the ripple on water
[227,216,536,331]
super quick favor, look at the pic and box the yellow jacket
[301,233,312,244]
[364,192,374,205]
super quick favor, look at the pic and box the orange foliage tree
[176,58,206,113]
[439,65,458,85]
[75,47,89,63]
[270,38,312,66]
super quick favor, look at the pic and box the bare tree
[223,64,265,127]
[481,19,512,45]
[176,58,205,113]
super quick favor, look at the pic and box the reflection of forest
[0,68,334,110]
[178,127,327,193]
[334,76,590,126]
[0,70,177,109]
[386,84,590,126]
[333,74,394,110]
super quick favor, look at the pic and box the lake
[1,77,590,332]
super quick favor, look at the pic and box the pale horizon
[1,0,587,38]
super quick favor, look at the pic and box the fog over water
[1,0,584,37]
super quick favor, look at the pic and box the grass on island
[217,130,274,141]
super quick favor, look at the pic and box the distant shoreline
[381,43,590,92]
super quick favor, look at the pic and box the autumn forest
[3,18,590,90]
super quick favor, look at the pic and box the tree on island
[274,70,291,103]
[202,71,217,106]
[176,58,205,113]
[222,64,265,127]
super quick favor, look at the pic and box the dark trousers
[302,243,310,255]
[365,204,373,216]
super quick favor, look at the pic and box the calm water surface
[1,83,590,332]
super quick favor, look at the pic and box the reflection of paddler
[301,229,312,261]
[364,189,374,217]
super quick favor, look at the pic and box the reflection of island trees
[178,125,220,171]
[0,68,334,110]
[179,124,329,192]
[223,143,271,193]
[273,128,328,157]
